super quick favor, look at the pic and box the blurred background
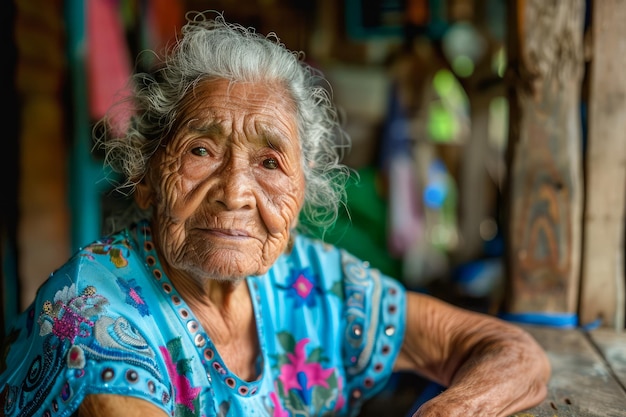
[2,0,512,317]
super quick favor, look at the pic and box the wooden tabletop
[511,325,626,417]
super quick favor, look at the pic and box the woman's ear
[134,178,153,210]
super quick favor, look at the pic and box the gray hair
[95,11,351,233]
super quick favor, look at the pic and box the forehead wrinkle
[177,81,299,151]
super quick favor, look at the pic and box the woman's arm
[395,291,551,417]
[78,394,169,417]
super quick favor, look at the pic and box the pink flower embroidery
[334,375,345,411]
[293,275,314,298]
[282,268,319,308]
[51,307,93,343]
[278,338,334,404]
[38,284,107,343]
[160,346,201,411]
[269,392,290,417]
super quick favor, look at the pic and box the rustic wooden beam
[503,0,585,324]
[579,0,626,330]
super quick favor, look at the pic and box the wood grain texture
[578,0,626,330]
[504,0,585,314]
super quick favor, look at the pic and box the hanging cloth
[86,0,133,122]
[142,0,185,53]
[379,83,424,258]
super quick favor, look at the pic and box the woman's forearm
[413,329,550,416]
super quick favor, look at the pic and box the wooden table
[511,325,626,417]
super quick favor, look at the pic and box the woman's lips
[205,228,251,238]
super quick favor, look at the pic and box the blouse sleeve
[0,251,173,417]
[340,249,407,410]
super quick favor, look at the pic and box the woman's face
[137,78,305,283]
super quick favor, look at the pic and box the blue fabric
[499,312,578,328]
[0,221,406,417]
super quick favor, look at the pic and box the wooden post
[503,0,585,324]
[579,0,626,330]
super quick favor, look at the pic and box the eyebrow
[186,119,294,152]
[257,125,293,152]
[187,120,223,136]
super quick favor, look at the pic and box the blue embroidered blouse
[0,221,406,417]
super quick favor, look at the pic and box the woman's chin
[188,259,260,284]
[194,274,247,287]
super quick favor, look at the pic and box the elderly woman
[0,12,549,417]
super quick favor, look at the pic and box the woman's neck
[168,268,261,381]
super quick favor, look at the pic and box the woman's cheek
[264,176,304,232]
[157,171,198,222]
[179,155,211,180]
[176,154,215,188]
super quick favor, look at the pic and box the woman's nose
[212,159,256,210]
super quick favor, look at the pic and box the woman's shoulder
[32,227,147,307]
[292,233,339,254]
[290,233,354,268]
[275,234,406,304]
[0,226,173,417]
[289,234,392,282]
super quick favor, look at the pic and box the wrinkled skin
[135,78,305,285]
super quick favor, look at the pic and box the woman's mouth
[206,228,251,238]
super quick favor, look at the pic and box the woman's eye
[262,158,278,170]
[191,147,209,157]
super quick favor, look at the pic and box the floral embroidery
[116,277,150,316]
[280,268,320,308]
[273,332,340,415]
[38,284,108,344]
[269,392,289,417]
[161,338,202,416]
[82,236,132,268]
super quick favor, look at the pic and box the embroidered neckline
[133,221,266,397]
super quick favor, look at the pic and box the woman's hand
[396,292,551,417]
